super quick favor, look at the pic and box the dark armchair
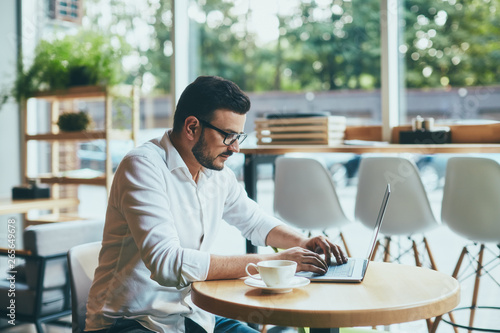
[0,219,104,333]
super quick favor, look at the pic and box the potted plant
[57,111,92,132]
[1,29,132,108]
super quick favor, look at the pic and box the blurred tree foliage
[195,1,257,91]
[403,0,500,88]
[87,0,500,93]
[279,0,381,91]
[86,0,173,92]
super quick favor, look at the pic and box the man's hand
[277,246,329,275]
[300,235,348,267]
[265,226,348,274]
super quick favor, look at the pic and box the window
[49,0,84,23]
[83,0,500,129]
[86,0,384,130]
[85,0,174,128]
[190,0,382,129]
[400,0,500,124]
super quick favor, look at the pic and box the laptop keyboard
[325,260,356,277]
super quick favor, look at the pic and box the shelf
[32,85,107,100]
[39,175,106,186]
[26,130,106,141]
[26,214,86,226]
[0,197,80,215]
[109,129,134,140]
[25,129,132,141]
[30,85,135,101]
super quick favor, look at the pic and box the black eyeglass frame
[198,119,248,146]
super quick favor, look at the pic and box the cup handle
[245,263,261,280]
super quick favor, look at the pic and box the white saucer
[244,276,310,293]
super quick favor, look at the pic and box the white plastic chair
[354,156,440,268]
[274,156,352,255]
[438,156,500,332]
[67,241,101,333]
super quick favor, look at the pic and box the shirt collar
[160,129,215,179]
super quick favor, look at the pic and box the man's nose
[228,140,240,153]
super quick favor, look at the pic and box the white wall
[0,0,21,244]
[0,0,46,197]
[0,0,21,198]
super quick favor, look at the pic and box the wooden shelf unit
[21,85,139,223]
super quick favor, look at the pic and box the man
[85,76,347,333]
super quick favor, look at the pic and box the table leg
[243,154,258,201]
[310,328,340,333]
[243,154,278,254]
[244,153,258,254]
[243,154,279,201]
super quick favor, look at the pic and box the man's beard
[192,128,233,171]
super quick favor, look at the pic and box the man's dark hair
[172,76,251,132]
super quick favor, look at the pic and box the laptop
[297,184,391,283]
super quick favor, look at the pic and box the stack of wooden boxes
[255,115,347,145]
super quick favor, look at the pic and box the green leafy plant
[2,29,132,108]
[56,111,91,132]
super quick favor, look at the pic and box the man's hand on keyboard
[278,246,328,275]
[300,235,348,267]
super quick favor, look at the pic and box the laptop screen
[364,184,391,260]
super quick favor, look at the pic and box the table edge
[191,264,461,328]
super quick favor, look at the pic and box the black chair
[0,219,104,333]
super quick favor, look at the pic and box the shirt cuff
[179,248,211,286]
[250,216,285,247]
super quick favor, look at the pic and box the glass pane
[400,0,500,124]
[190,0,382,129]
[85,0,174,132]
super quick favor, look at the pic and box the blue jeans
[185,316,259,333]
[84,319,154,332]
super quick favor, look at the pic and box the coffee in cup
[245,260,297,287]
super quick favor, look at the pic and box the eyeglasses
[198,119,247,146]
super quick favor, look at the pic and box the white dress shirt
[85,130,283,333]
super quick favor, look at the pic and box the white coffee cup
[245,260,297,287]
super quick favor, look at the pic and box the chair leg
[398,237,442,333]
[370,240,380,261]
[383,237,391,262]
[430,315,441,333]
[452,246,468,278]
[431,305,459,333]
[431,246,469,333]
[448,247,469,333]
[412,239,422,267]
[423,237,438,271]
[35,320,44,333]
[469,244,485,333]
[339,232,351,258]
[411,237,438,270]
[413,237,432,331]
[414,235,439,330]
[414,237,432,332]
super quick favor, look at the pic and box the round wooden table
[191,262,460,331]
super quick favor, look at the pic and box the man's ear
[185,116,200,141]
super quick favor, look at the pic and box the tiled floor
[2,182,499,332]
